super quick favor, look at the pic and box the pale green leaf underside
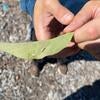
[0,33,73,60]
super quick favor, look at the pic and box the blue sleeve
[20,0,35,16]
[20,0,88,16]
[60,0,88,14]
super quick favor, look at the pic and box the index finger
[74,18,100,43]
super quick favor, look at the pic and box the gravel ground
[0,1,100,100]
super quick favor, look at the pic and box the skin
[64,1,100,60]
[34,0,74,40]
[34,0,79,58]
[34,0,100,59]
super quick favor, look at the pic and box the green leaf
[0,32,73,60]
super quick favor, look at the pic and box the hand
[64,1,100,60]
[34,0,79,58]
[34,0,74,40]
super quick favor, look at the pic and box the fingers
[34,0,74,40]
[78,39,100,50]
[46,0,74,25]
[78,39,100,60]
[64,1,100,32]
[34,0,54,40]
[74,18,100,43]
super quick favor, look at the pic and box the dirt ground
[0,1,100,100]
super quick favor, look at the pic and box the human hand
[64,1,100,60]
[34,0,80,58]
[34,0,74,40]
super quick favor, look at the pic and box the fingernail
[61,14,73,24]
[63,25,72,33]
[67,42,75,47]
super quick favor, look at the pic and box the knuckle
[87,27,97,40]
[86,1,96,6]
[44,0,59,10]
[44,0,52,7]
[84,1,100,12]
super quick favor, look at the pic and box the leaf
[0,32,73,60]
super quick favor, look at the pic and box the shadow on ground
[36,50,97,71]
[64,80,100,100]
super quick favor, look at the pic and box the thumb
[47,0,74,25]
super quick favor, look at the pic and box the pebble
[9,35,19,42]
[57,64,68,75]
[26,86,32,94]
[0,69,2,74]
[28,65,40,77]
[15,74,20,81]
[2,3,9,12]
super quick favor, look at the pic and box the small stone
[0,69,2,74]
[0,22,7,30]
[26,86,32,94]
[9,35,19,42]
[28,64,40,77]
[15,74,20,81]
[57,64,68,75]
[2,3,9,12]
[0,10,3,16]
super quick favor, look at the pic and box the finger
[47,0,74,25]
[78,39,100,49]
[67,42,75,47]
[64,1,100,32]
[34,0,54,40]
[74,18,100,43]
[78,39,100,60]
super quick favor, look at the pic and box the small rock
[9,35,19,42]
[28,64,40,77]
[0,22,7,30]
[26,86,32,94]
[0,10,4,17]
[57,64,68,75]
[0,69,2,74]
[15,74,20,81]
